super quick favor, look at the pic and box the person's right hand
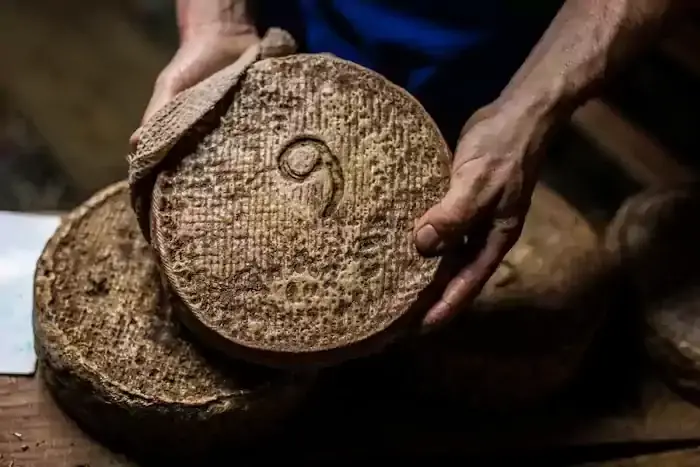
[130,29,259,146]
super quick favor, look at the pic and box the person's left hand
[413,98,556,331]
[130,29,259,147]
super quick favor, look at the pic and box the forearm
[501,0,686,119]
[176,0,257,43]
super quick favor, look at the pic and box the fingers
[128,128,141,150]
[129,73,179,149]
[421,218,520,331]
[142,78,177,125]
[129,90,173,150]
[413,186,475,257]
[413,143,506,257]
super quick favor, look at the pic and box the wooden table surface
[0,376,133,467]
[3,366,700,466]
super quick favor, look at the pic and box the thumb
[129,127,142,151]
[130,79,177,149]
[141,81,176,126]
[413,186,476,257]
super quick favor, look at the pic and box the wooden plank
[0,1,170,194]
[5,367,700,464]
[0,376,133,467]
[570,99,693,188]
[591,448,700,466]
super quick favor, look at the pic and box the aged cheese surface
[607,187,700,403]
[148,54,451,367]
[33,181,311,459]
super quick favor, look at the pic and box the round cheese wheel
[606,186,700,404]
[130,32,450,368]
[34,181,313,460]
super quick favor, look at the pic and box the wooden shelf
[570,99,693,189]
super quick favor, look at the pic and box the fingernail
[415,224,445,255]
[129,128,141,147]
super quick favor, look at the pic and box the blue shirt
[252,1,563,147]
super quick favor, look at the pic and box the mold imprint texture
[139,53,451,366]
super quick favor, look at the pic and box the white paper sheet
[0,211,61,375]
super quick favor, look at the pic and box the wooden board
[3,369,700,465]
[0,376,133,467]
[594,448,700,466]
[571,99,691,189]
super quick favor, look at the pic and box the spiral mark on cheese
[277,136,344,217]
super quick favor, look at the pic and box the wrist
[500,77,580,128]
[180,22,259,46]
[475,87,569,162]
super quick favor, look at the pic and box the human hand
[130,29,259,146]
[414,99,557,331]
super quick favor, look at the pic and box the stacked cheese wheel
[606,186,700,404]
